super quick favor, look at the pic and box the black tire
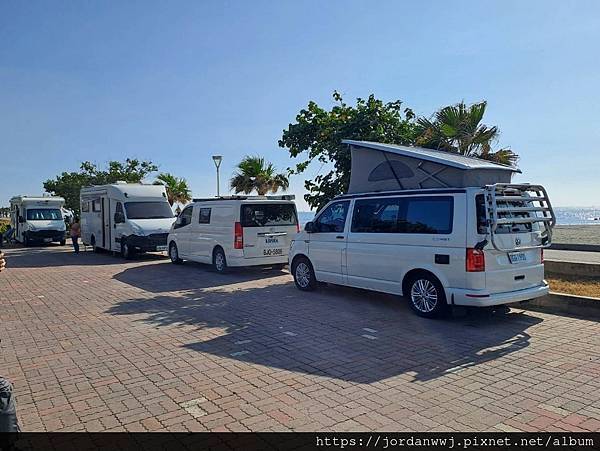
[60,239,66,246]
[406,273,448,318]
[23,235,30,247]
[212,247,227,273]
[169,242,182,264]
[120,241,134,260]
[292,256,317,291]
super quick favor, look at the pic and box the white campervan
[80,183,175,258]
[167,195,299,272]
[9,196,67,246]
[289,141,556,318]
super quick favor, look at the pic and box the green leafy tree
[230,156,289,196]
[279,91,418,211]
[415,101,518,165]
[43,159,158,213]
[153,173,192,206]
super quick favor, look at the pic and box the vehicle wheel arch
[402,268,449,304]
[291,253,313,271]
[212,244,225,258]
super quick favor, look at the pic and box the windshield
[124,202,173,219]
[26,209,63,221]
[241,203,298,227]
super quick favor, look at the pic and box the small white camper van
[289,141,556,318]
[80,183,175,258]
[167,195,299,272]
[9,196,67,246]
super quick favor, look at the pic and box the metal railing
[484,183,556,252]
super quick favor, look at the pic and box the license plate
[44,238,52,243]
[263,248,283,256]
[508,252,527,263]
[156,245,167,251]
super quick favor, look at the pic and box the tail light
[234,222,243,249]
[541,248,544,263]
[296,222,300,233]
[466,248,485,272]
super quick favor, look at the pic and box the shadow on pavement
[106,277,543,383]
[3,245,166,268]
[113,260,287,293]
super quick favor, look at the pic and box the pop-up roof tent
[342,140,520,193]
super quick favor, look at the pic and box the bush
[0,219,9,236]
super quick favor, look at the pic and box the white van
[289,184,555,318]
[167,195,299,272]
[9,196,67,246]
[80,183,175,258]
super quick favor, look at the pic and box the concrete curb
[515,292,600,319]
[551,243,600,252]
[545,260,600,277]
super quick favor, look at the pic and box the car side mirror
[114,212,125,224]
[18,216,24,224]
[305,221,317,233]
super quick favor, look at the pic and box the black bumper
[123,233,168,252]
[27,230,65,242]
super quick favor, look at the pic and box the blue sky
[1,0,599,211]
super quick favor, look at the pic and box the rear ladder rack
[484,183,556,252]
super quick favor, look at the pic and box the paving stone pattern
[1,245,599,432]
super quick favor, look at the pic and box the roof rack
[483,183,556,252]
[192,194,295,202]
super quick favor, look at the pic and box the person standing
[70,217,81,254]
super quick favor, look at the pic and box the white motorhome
[289,141,556,318]
[167,195,299,272]
[9,196,67,246]
[80,183,175,258]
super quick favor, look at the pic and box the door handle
[336,235,344,240]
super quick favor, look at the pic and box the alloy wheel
[410,279,438,313]
[295,262,311,288]
[215,252,225,272]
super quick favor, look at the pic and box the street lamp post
[212,155,223,197]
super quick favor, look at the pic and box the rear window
[240,203,298,227]
[476,194,532,234]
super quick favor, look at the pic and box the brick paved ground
[1,244,600,432]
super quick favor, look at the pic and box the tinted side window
[116,202,124,215]
[198,208,211,224]
[176,207,193,228]
[315,201,350,233]
[400,197,453,234]
[352,198,400,233]
[476,194,487,234]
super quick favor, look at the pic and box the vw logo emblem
[515,238,522,246]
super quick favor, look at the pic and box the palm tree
[154,173,192,206]
[415,101,518,166]
[230,156,289,196]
